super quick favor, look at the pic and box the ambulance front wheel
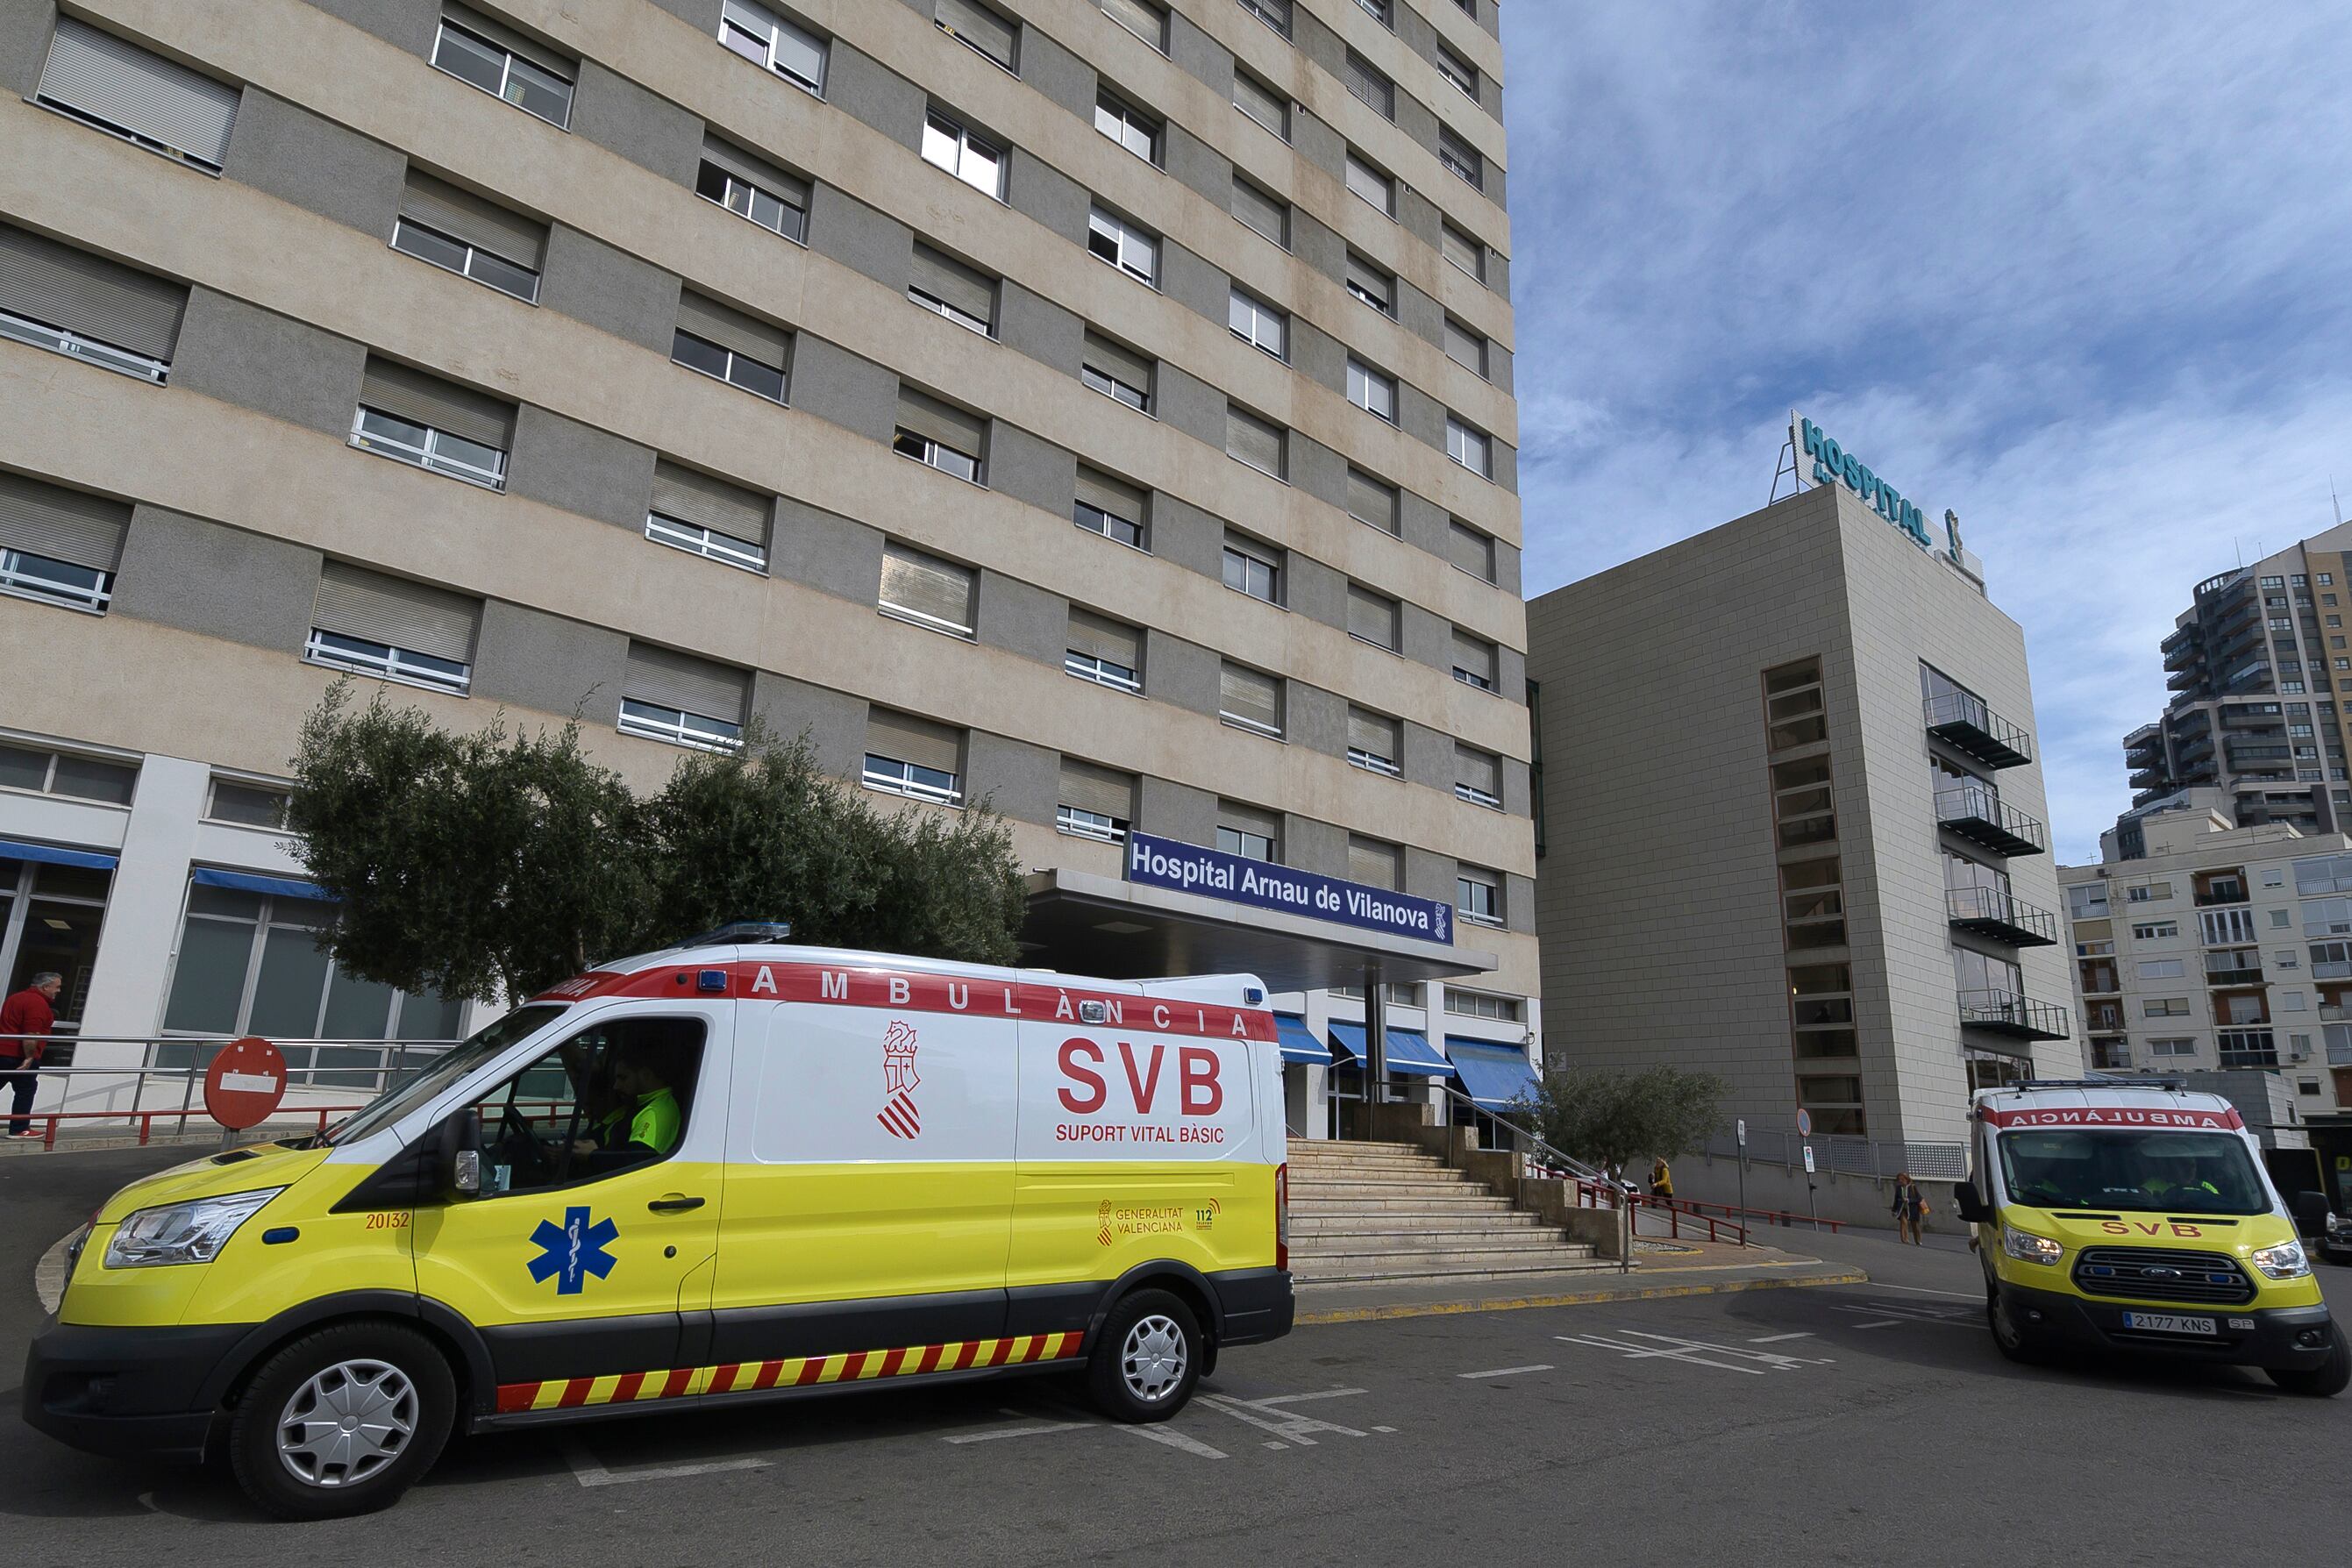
[2266,1329,2350,1397]
[227,1321,457,1520]
[1087,1289,1203,1423]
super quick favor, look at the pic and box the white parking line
[1122,1424,1229,1460]
[1556,1329,1836,1377]
[1745,1333,1814,1344]
[1853,1281,1980,1300]
[943,1420,1092,1444]
[562,1439,770,1487]
[1846,1318,1905,1329]
[1458,1365,1555,1379]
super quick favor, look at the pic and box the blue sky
[1500,2,2352,862]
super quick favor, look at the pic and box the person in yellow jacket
[1650,1157,1674,1201]
[570,1047,682,1168]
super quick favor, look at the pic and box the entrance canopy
[1448,1039,1540,1109]
[1329,1021,1455,1078]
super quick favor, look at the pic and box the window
[1103,0,1169,51]
[2143,998,2191,1017]
[697,135,809,243]
[1217,801,1280,862]
[2272,907,2293,927]
[1438,126,1484,190]
[1231,175,1289,248]
[2283,989,2310,1012]
[1355,0,1393,23]
[1796,1076,1866,1136]
[909,243,997,335]
[1066,608,1144,694]
[2261,575,2284,588]
[2148,1038,2197,1058]
[207,777,291,829]
[1436,41,1479,100]
[672,294,789,403]
[1347,583,1400,651]
[438,1017,705,1195]
[36,18,240,171]
[1094,89,1160,162]
[1087,205,1158,284]
[1219,661,1284,738]
[1765,659,1827,751]
[1233,68,1288,139]
[936,0,1017,71]
[720,0,827,95]
[1237,0,1293,38]
[1345,253,1396,316]
[0,742,137,804]
[2132,920,2179,939]
[619,643,747,752]
[1349,836,1401,890]
[350,358,513,490]
[161,883,461,1044]
[1222,531,1281,602]
[894,388,987,482]
[432,5,574,126]
[1446,988,1523,1023]
[1443,318,1488,379]
[878,542,976,638]
[864,710,964,805]
[1456,745,1502,809]
[1446,416,1493,477]
[1347,707,1401,776]
[1347,358,1397,422]
[1456,865,1502,926]
[645,460,768,573]
[1081,330,1154,412]
[1058,759,1136,842]
[1344,52,1394,119]
[1348,469,1400,535]
[1447,519,1496,581]
[392,173,544,302]
[1345,153,1395,217]
[1451,629,1498,690]
[923,109,1006,198]
[306,562,478,695]
[2201,907,2257,944]
[2137,959,2185,979]
[0,472,127,616]
[0,224,185,382]
[1226,404,1286,479]
[1455,0,1479,15]
[1074,466,1147,549]
[1228,288,1288,360]
[1442,222,1486,283]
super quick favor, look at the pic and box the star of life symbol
[877,1019,922,1139]
[529,1206,617,1296]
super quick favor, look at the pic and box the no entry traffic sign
[204,1036,288,1130]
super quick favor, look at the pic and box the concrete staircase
[1286,1137,1608,1286]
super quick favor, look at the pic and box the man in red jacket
[0,973,61,1138]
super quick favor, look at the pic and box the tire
[2266,1329,2351,1397]
[227,1321,456,1521]
[1086,1289,1203,1423]
[1986,1283,2047,1366]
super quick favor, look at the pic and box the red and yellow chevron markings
[495,1331,1086,1415]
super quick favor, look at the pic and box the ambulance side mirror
[440,1108,483,1200]
[1951,1181,1989,1223]
[2292,1189,2329,1237]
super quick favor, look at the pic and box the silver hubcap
[1121,1315,1189,1402]
[276,1358,418,1489]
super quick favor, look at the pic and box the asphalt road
[4,1150,2348,1565]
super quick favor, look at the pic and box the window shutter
[444,4,573,79]
[911,244,996,324]
[0,473,130,571]
[1447,520,1493,578]
[0,224,186,362]
[936,0,1016,68]
[1082,331,1153,394]
[1059,758,1135,820]
[1075,466,1145,524]
[702,133,808,209]
[677,290,789,367]
[1443,224,1485,278]
[1457,745,1500,797]
[1343,52,1391,115]
[1345,156,1389,210]
[1347,707,1398,759]
[897,388,985,455]
[1444,318,1485,374]
[867,709,961,773]
[1227,405,1283,475]
[879,542,975,631]
[651,460,768,544]
[1233,70,1285,133]
[1230,177,1286,245]
[1218,799,1279,842]
[1452,628,1497,684]
[1348,837,1400,890]
[624,641,748,722]
[1347,585,1398,648]
[1102,0,1167,46]
[39,19,239,169]
[1067,608,1141,667]
[1346,469,1398,533]
[311,562,479,662]
[1220,661,1281,731]
[360,356,516,450]
[399,170,546,269]
[1344,253,1390,304]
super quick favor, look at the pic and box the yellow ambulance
[1953,1080,2345,1393]
[23,929,1295,1517]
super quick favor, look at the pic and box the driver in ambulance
[570,1045,682,1167]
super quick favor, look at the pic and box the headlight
[2002,1222,2063,1265]
[2250,1239,2312,1280]
[103,1188,282,1269]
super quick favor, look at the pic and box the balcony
[1958,989,2071,1040]
[2085,1004,2127,1033]
[2128,766,2169,791]
[1947,886,2060,946]
[2090,1040,2135,1071]
[1923,693,2034,769]
[2219,1048,2280,1070]
[2206,967,2264,987]
[1935,785,2047,857]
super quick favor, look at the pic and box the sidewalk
[1295,1237,1865,1325]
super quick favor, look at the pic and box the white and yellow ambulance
[1953,1079,2345,1393]
[24,928,1294,1517]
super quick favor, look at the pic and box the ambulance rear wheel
[228,1322,455,1520]
[2266,1330,2350,1397]
[1087,1290,1201,1422]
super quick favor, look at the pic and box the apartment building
[0,0,1536,1130]
[1529,482,2079,1213]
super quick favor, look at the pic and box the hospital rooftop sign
[1794,414,1965,564]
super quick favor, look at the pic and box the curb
[1295,1265,1870,1325]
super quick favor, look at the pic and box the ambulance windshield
[322,1004,568,1146]
[1998,1130,2270,1215]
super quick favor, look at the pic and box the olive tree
[1521,1064,1728,1176]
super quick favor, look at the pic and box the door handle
[647,1195,706,1213]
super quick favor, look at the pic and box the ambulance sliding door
[709,997,1018,1362]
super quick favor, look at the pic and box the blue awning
[1274,1014,1329,1065]
[1449,1039,1541,1110]
[192,867,334,902]
[1328,1021,1456,1078]
[0,838,118,871]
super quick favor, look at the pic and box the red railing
[9,1100,578,1152]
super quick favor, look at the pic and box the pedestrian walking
[1891,1171,1929,1244]
[1650,1156,1674,1201]
[0,972,62,1138]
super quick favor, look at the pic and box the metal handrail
[1433,1083,1601,1184]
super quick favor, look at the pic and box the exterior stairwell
[1286,1137,1609,1286]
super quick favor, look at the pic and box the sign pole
[1735,1117,1748,1244]
[1364,965,1387,1125]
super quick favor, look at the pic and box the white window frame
[1074,498,1144,550]
[389,217,539,302]
[1439,129,1484,189]
[1087,206,1159,284]
[1217,824,1276,860]
[1446,416,1492,477]
[894,428,983,485]
[1457,873,1501,926]
[1057,803,1128,843]
[719,0,827,96]
[909,284,991,337]
[696,161,807,243]
[1347,358,1397,422]
[1222,542,1279,603]
[1456,780,1501,809]
[305,628,472,695]
[1080,355,1151,413]
[349,406,506,491]
[432,17,574,128]
[1065,649,1141,694]
[1228,287,1287,360]
[1345,153,1394,217]
[645,512,766,574]
[1346,258,1395,316]
[620,698,743,753]
[864,752,963,807]
[671,330,787,403]
[1436,42,1479,99]
[0,546,112,616]
[0,307,169,382]
[1237,0,1292,39]
[1094,90,1159,162]
[1348,745,1401,778]
[923,109,1006,198]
